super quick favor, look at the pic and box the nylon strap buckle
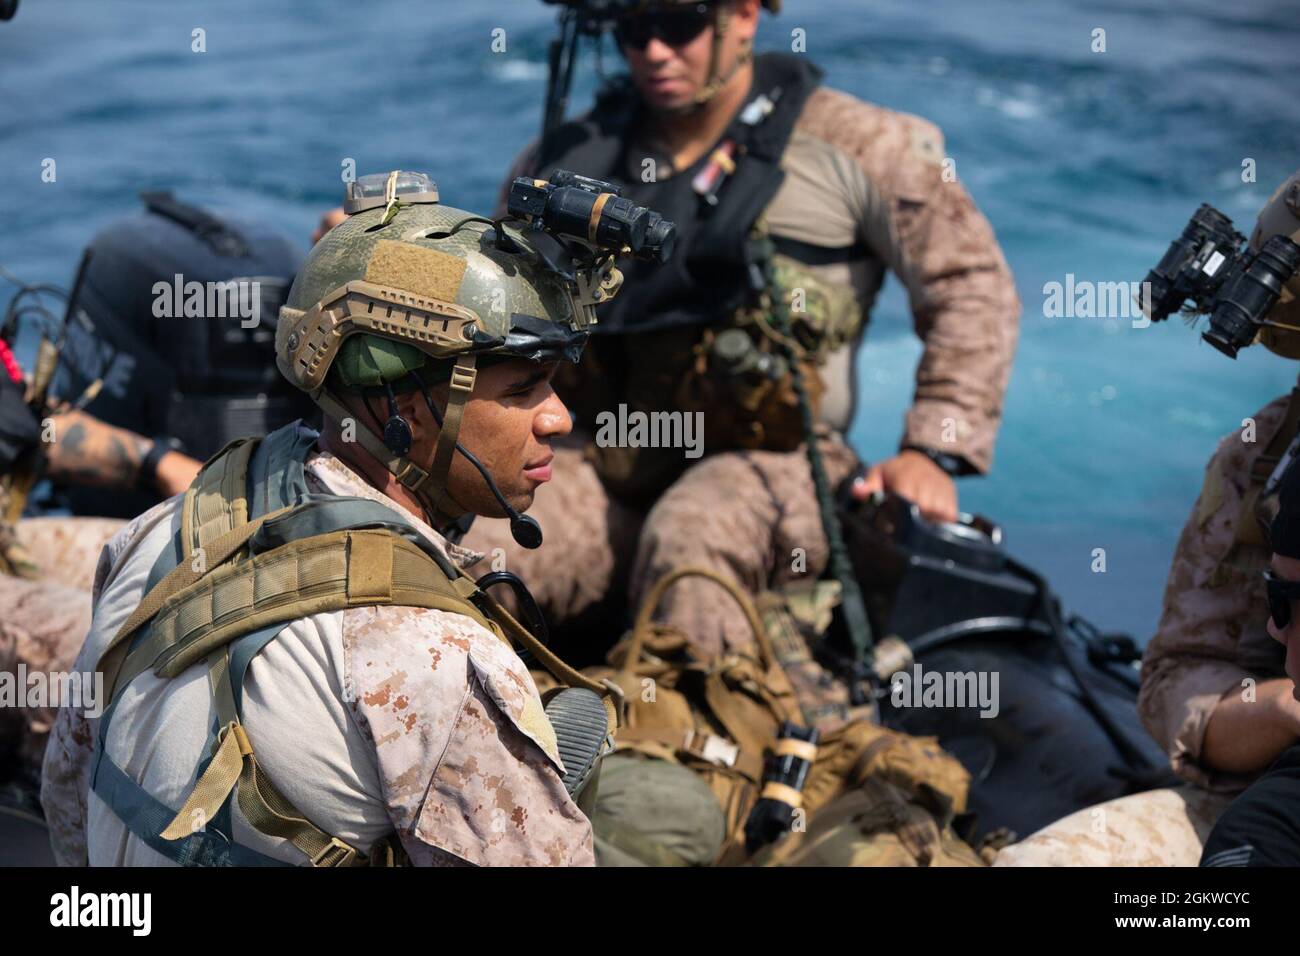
[311,836,361,868]
[681,729,739,768]
[449,364,477,394]
[392,458,430,491]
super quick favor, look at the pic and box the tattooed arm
[43,410,201,497]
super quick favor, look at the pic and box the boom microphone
[413,371,544,549]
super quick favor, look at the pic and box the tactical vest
[1210,387,1300,586]
[535,54,864,503]
[90,422,616,867]
[1243,388,1300,543]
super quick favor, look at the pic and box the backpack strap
[158,645,365,867]
[97,501,294,705]
[94,430,393,867]
[182,437,258,555]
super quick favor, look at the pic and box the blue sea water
[1,0,1297,640]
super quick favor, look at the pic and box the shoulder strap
[1235,387,1300,548]
[94,430,395,867]
[181,436,257,557]
[181,422,319,558]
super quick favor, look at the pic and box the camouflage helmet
[277,170,620,522]
[1250,169,1300,359]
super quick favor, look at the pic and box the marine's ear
[394,387,432,446]
[735,0,762,31]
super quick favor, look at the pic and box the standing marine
[39,171,647,866]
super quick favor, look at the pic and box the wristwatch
[902,445,971,479]
[137,436,185,492]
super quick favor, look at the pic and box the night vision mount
[506,169,677,321]
[1140,203,1300,358]
[539,1,641,155]
[337,170,675,330]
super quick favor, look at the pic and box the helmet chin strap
[410,366,544,550]
[314,354,478,530]
[423,355,478,519]
[316,354,544,549]
[655,3,751,115]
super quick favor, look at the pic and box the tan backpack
[588,566,982,866]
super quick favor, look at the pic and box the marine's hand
[1202,677,1300,774]
[1271,681,1300,737]
[312,207,347,245]
[153,448,202,497]
[854,450,959,524]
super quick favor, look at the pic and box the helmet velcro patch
[365,239,467,304]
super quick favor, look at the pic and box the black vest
[533,53,824,335]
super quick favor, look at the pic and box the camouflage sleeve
[1138,393,1291,791]
[38,691,94,866]
[795,90,1021,473]
[342,604,595,866]
[38,512,142,866]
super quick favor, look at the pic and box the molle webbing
[107,524,498,708]
[184,438,255,552]
[97,502,293,708]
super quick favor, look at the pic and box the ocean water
[2,0,1298,639]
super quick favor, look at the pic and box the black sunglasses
[1264,570,1300,629]
[614,3,716,50]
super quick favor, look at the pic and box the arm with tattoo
[43,410,201,496]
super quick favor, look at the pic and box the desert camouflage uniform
[628,432,861,663]
[468,91,1019,668]
[0,515,124,776]
[40,451,594,867]
[996,387,1292,866]
[991,784,1233,867]
[464,431,860,721]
